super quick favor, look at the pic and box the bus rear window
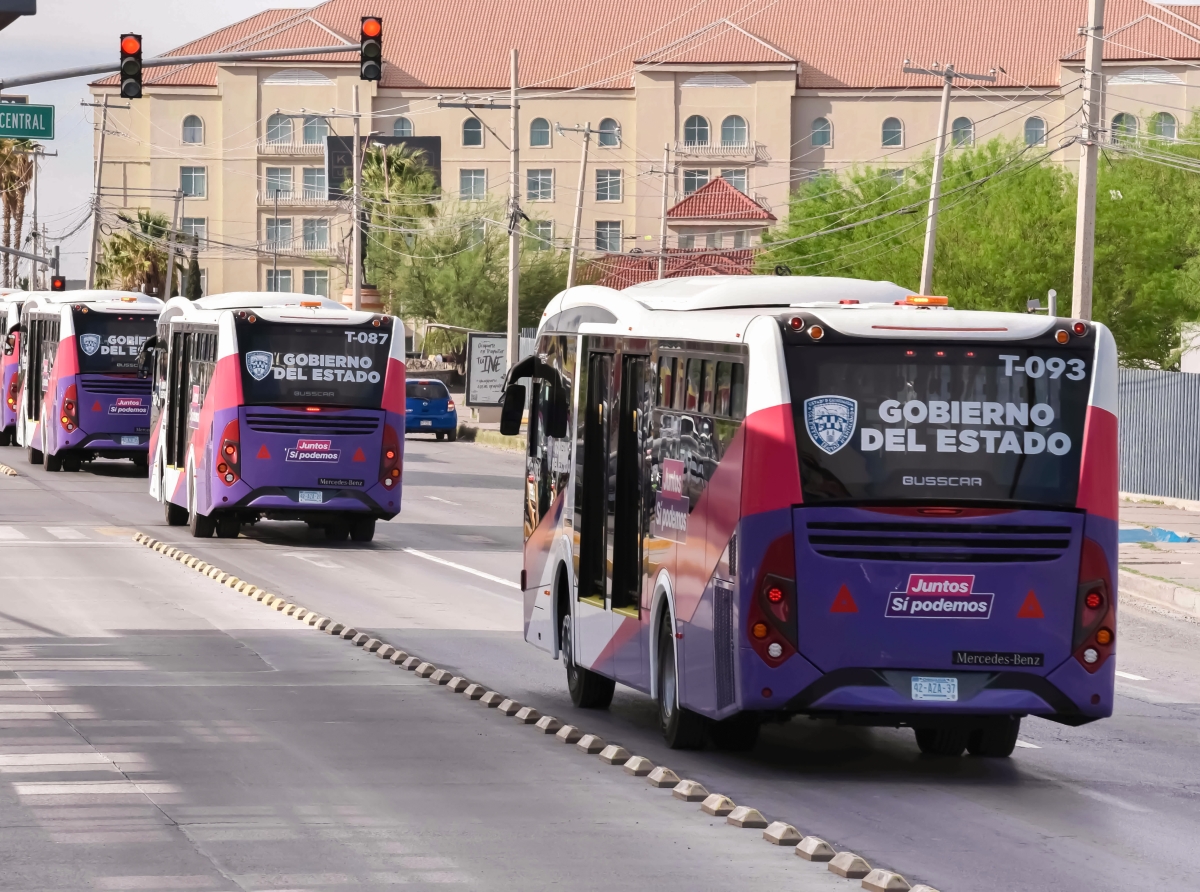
[785,343,1092,506]
[406,381,448,400]
[73,311,156,374]
[235,319,392,408]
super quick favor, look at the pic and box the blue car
[406,379,458,440]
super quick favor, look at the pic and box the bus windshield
[73,311,156,374]
[785,343,1092,506]
[235,318,392,408]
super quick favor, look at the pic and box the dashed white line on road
[44,527,87,540]
[427,495,461,506]
[402,547,519,589]
[1014,740,1041,749]
[0,526,27,540]
[1115,670,1149,681]
[285,553,344,569]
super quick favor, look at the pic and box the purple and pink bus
[147,293,406,541]
[15,291,162,471]
[507,276,1118,756]
[2,290,27,446]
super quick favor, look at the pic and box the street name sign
[0,103,53,139]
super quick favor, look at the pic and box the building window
[1023,117,1046,147]
[1152,111,1177,140]
[882,117,903,148]
[460,168,487,200]
[198,269,207,296]
[812,117,832,148]
[732,229,748,249]
[303,269,329,297]
[595,221,621,252]
[951,116,974,147]
[678,233,695,250]
[720,169,747,193]
[530,117,551,147]
[468,221,487,245]
[598,117,621,148]
[265,167,292,197]
[394,117,414,137]
[181,115,203,145]
[684,115,710,146]
[302,167,326,200]
[180,217,206,244]
[266,114,292,145]
[526,169,554,201]
[180,166,207,198]
[266,269,293,292]
[721,115,747,147]
[705,232,721,249]
[303,218,329,251]
[596,169,622,202]
[683,169,709,195]
[1111,113,1138,143]
[462,118,483,147]
[885,168,907,186]
[529,220,553,250]
[266,218,293,250]
[302,116,328,145]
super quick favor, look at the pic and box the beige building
[89,0,1200,298]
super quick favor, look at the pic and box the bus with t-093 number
[502,276,1118,757]
[145,293,406,541]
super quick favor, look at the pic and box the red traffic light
[121,35,141,55]
[362,17,381,38]
[50,275,66,292]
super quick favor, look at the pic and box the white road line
[1115,670,1149,681]
[1014,739,1041,749]
[0,526,27,540]
[284,553,344,570]
[44,527,87,540]
[402,547,520,589]
[427,495,461,506]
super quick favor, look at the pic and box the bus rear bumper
[232,489,397,521]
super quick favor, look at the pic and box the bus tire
[0,427,12,446]
[914,727,969,757]
[967,717,1021,758]
[708,712,761,752]
[325,520,350,542]
[164,499,188,527]
[62,454,81,472]
[27,445,42,465]
[657,619,708,749]
[44,451,62,472]
[561,613,614,709]
[215,516,240,539]
[349,517,376,542]
[188,489,216,538]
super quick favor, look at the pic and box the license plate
[298,490,323,504]
[420,420,432,426]
[120,436,140,446]
[911,676,958,702]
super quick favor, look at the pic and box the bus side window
[715,362,732,416]
[684,358,701,411]
[700,360,715,415]
[729,362,746,420]
[657,356,675,408]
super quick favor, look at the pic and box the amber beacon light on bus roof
[119,33,142,99]
[360,17,382,81]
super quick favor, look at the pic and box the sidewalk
[1119,496,1200,617]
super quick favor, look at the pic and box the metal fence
[1119,368,1200,500]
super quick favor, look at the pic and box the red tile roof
[93,1,1200,92]
[667,177,776,222]
[591,248,755,289]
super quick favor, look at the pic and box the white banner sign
[466,333,507,407]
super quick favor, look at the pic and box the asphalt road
[1,436,1197,892]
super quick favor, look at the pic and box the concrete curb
[455,424,525,451]
[1119,567,1200,618]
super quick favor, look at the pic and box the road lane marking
[285,553,344,569]
[402,547,519,589]
[44,527,87,540]
[1014,740,1041,749]
[428,495,461,506]
[1115,670,1149,681]
[0,526,27,540]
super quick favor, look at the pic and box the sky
[0,0,315,279]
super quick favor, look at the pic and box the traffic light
[120,33,143,99]
[360,17,382,81]
[50,275,66,292]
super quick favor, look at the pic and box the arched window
[181,115,204,145]
[812,117,832,148]
[683,115,709,146]
[721,115,747,147]
[1111,113,1138,143]
[881,117,903,148]
[462,117,483,147]
[394,117,413,138]
[529,117,551,147]
[302,116,328,145]
[266,114,292,145]
[597,118,621,147]
[1152,111,1177,140]
[951,116,974,147]
[1024,116,1046,146]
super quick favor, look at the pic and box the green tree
[185,247,203,300]
[96,209,175,297]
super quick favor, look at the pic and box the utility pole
[1072,0,1106,320]
[902,62,996,295]
[557,121,593,289]
[352,84,362,311]
[506,48,520,368]
[165,189,181,298]
[658,144,671,280]
[85,94,110,289]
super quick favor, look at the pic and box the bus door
[611,352,650,688]
[575,349,614,674]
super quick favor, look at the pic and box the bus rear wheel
[215,516,240,539]
[914,727,970,757]
[164,499,188,526]
[27,445,42,465]
[324,520,350,542]
[62,454,81,472]
[967,717,1021,758]
[349,517,376,542]
[561,614,614,709]
[188,487,215,538]
[657,619,708,749]
[44,451,62,472]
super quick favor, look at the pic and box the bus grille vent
[713,582,736,709]
[79,375,151,395]
[805,521,1073,563]
[244,412,382,436]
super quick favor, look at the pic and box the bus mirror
[546,385,569,439]
[135,336,158,379]
[2,334,13,356]
[500,384,526,436]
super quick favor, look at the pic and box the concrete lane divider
[479,691,504,707]
[726,806,767,829]
[555,724,582,744]
[829,852,872,879]
[763,822,802,846]
[377,644,396,659]
[0,463,18,476]
[862,869,912,892]
[673,780,709,802]
[430,669,453,685]
[909,885,941,892]
[447,676,470,693]
[362,638,382,652]
[402,656,421,670]
[352,632,370,645]
[598,744,629,765]
[623,756,654,776]
[701,794,736,817]
[415,662,437,678]
[796,837,836,862]
[646,766,679,788]
[340,627,358,640]
[575,734,605,754]
[390,650,409,665]
[514,706,540,724]
[498,698,522,715]
[534,715,562,733]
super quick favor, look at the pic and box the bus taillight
[217,419,241,485]
[380,424,401,488]
[1074,536,1116,673]
[60,384,78,432]
[747,535,797,667]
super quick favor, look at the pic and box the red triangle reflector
[92,401,101,412]
[830,585,858,613]
[352,447,366,462]
[1017,590,1044,619]
[256,444,270,459]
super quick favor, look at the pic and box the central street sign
[0,103,54,139]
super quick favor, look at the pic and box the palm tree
[0,139,36,288]
[96,209,175,296]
